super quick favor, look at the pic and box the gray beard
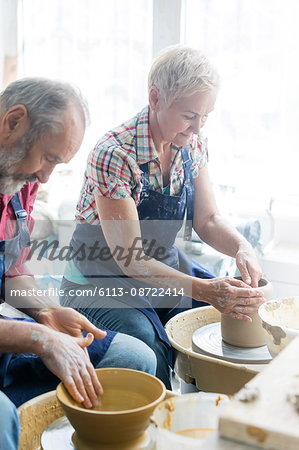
[0,136,37,195]
[0,177,28,196]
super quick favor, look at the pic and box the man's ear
[148,86,163,112]
[0,105,30,143]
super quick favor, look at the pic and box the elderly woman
[61,45,264,389]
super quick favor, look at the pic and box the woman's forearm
[195,213,251,258]
[120,253,195,298]
[195,213,262,286]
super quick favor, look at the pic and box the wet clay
[79,389,148,412]
[236,385,260,403]
[258,297,299,356]
[18,391,64,450]
[286,393,299,413]
[176,427,215,439]
[246,426,268,443]
[261,297,299,329]
[262,322,287,345]
[221,278,273,347]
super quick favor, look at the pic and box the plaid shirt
[76,106,208,223]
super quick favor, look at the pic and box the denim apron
[0,192,115,407]
[69,147,214,348]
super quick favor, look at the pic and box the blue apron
[69,147,214,349]
[0,192,115,407]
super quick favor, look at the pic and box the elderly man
[0,78,156,450]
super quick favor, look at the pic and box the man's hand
[36,307,107,340]
[37,326,102,408]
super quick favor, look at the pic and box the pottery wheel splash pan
[165,306,271,395]
[192,323,272,364]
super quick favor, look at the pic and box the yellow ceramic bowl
[258,296,299,357]
[56,368,166,446]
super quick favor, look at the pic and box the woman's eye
[46,157,56,163]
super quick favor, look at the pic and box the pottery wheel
[41,416,74,449]
[192,323,272,364]
[41,416,155,450]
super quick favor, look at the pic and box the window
[183,0,299,218]
[19,0,153,209]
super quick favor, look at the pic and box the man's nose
[35,164,56,184]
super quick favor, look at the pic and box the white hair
[148,45,220,105]
[0,78,89,194]
[0,77,89,145]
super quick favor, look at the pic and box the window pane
[183,0,299,215]
[19,0,153,206]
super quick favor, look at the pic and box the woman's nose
[192,115,208,134]
[191,117,203,134]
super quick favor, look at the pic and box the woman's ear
[148,86,163,112]
[0,105,30,143]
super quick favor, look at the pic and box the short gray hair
[0,77,89,143]
[148,45,220,105]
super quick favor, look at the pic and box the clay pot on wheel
[56,368,166,448]
[221,277,273,348]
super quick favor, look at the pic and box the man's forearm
[2,275,58,320]
[0,318,46,355]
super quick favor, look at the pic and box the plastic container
[151,392,230,449]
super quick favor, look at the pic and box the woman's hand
[194,277,265,321]
[35,307,107,340]
[37,327,103,408]
[235,244,263,287]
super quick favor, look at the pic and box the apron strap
[139,149,194,240]
[139,162,150,198]
[0,192,29,292]
[0,249,4,294]
[9,192,28,220]
[181,147,194,241]
[9,192,30,245]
